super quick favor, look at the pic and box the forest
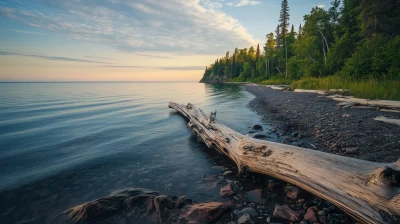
[200,0,400,100]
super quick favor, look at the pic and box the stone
[304,206,319,223]
[251,133,268,139]
[237,207,259,218]
[318,210,327,216]
[284,186,300,200]
[244,189,263,203]
[273,206,301,222]
[182,202,228,223]
[292,132,300,137]
[252,125,263,130]
[223,170,233,176]
[220,184,235,197]
[238,214,253,224]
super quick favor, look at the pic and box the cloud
[0,50,109,64]
[104,65,204,70]
[316,4,325,8]
[226,0,261,7]
[135,53,175,59]
[0,0,256,54]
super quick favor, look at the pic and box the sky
[0,0,331,82]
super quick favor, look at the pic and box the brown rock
[244,189,263,203]
[304,206,319,223]
[220,184,235,197]
[181,202,228,223]
[273,206,301,222]
[284,186,300,199]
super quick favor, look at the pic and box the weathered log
[294,89,327,95]
[327,95,400,111]
[374,116,400,126]
[169,102,400,224]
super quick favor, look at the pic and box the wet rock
[318,210,327,216]
[237,207,259,218]
[292,132,300,138]
[238,214,253,224]
[304,206,319,223]
[181,202,229,223]
[273,206,301,222]
[223,171,233,176]
[251,133,268,139]
[220,184,235,197]
[244,189,263,203]
[284,186,300,200]
[252,125,263,130]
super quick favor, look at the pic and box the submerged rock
[251,125,263,130]
[55,188,229,224]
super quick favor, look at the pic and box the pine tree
[291,24,295,34]
[298,24,303,40]
[279,0,290,47]
[275,24,281,47]
[256,44,261,61]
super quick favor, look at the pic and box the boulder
[273,206,301,222]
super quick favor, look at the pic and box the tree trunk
[168,102,400,224]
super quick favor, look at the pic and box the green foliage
[200,0,400,100]
[292,76,400,100]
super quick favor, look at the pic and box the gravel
[245,85,400,163]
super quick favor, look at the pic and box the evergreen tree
[279,0,290,47]
[275,24,281,47]
[298,24,303,40]
[256,44,261,61]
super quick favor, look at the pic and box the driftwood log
[169,102,400,224]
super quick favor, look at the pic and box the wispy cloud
[0,50,109,64]
[226,0,261,7]
[316,4,325,9]
[0,0,256,54]
[104,65,204,70]
[135,53,175,59]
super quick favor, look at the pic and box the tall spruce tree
[256,44,261,61]
[279,0,290,47]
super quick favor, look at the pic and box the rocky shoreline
[55,160,355,224]
[245,84,400,163]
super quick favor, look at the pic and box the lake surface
[0,82,270,223]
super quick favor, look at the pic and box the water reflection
[0,82,266,224]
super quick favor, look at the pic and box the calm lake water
[0,82,269,223]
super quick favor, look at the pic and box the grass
[291,76,400,100]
